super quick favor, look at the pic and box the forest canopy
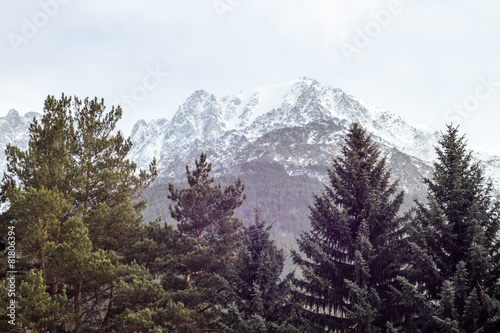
[1,95,499,332]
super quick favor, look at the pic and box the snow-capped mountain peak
[1,78,499,203]
[123,78,500,196]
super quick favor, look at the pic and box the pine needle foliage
[0,94,156,332]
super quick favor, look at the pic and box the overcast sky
[1,0,500,154]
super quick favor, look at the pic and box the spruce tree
[214,208,304,332]
[397,125,500,332]
[292,122,406,332]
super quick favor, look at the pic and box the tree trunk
[96,284,114,333]
[185,269,192,289]
[49,276,59,333]
[74,278,83,333]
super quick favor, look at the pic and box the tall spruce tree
[0,95,156,332]
[292,122,406,332]
[214,208,306,332]
[396,125,500,332]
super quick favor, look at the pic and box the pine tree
[124,217,177,280]
[166,153,245,285]
[0,95,156,332]
[214,208,305,332]
[111,261,207,333]
[0,95,90,332]
[138,153,246,330]
[120,154,248,332]
[292,122,407,332]
[120,218,214,332]
[398,125,500,332]
[73,97,156,254]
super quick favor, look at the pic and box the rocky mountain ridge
[1,78,499,231]
[127,78,500,195]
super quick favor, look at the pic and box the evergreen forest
[1,95,499,332]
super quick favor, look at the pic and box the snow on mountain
[0,110,41,211]
[0,109,40,173]
[1,78,499,202]
[471,148,500,193]
[126,77,500,199]
[128,79,427,172]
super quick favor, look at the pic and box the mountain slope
[0,110,41,212]
[130,78,438,178]
[1,78,499,231]
[0,109,40,170]
[128,77,500,232]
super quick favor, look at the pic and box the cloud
[0,0,499,153]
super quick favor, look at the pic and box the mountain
[128,78,500,228]
[129,78,441,181]
[0,109,40,169]
[0,110,41,212]
[2,78,500,234]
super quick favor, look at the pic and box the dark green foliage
[167,153,245,289]
[169,153,244,247]
[398,125,500,332]
[124,218,177,280]
[0,95,156,332]
[112,261,207,333]
[214,208,308,332]
[123,153,247,331]
[292,122,407,332]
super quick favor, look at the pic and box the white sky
[1,0,500,154]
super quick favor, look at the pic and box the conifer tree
[0,95,90,332]
[214,208,304,332]
[166,153,245,286]
[292,123,406,332]
[73,97,155,254]
[119,154,248,332]
[0,94,156,332]
[396,125,500,332]
[150,153,247,330]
